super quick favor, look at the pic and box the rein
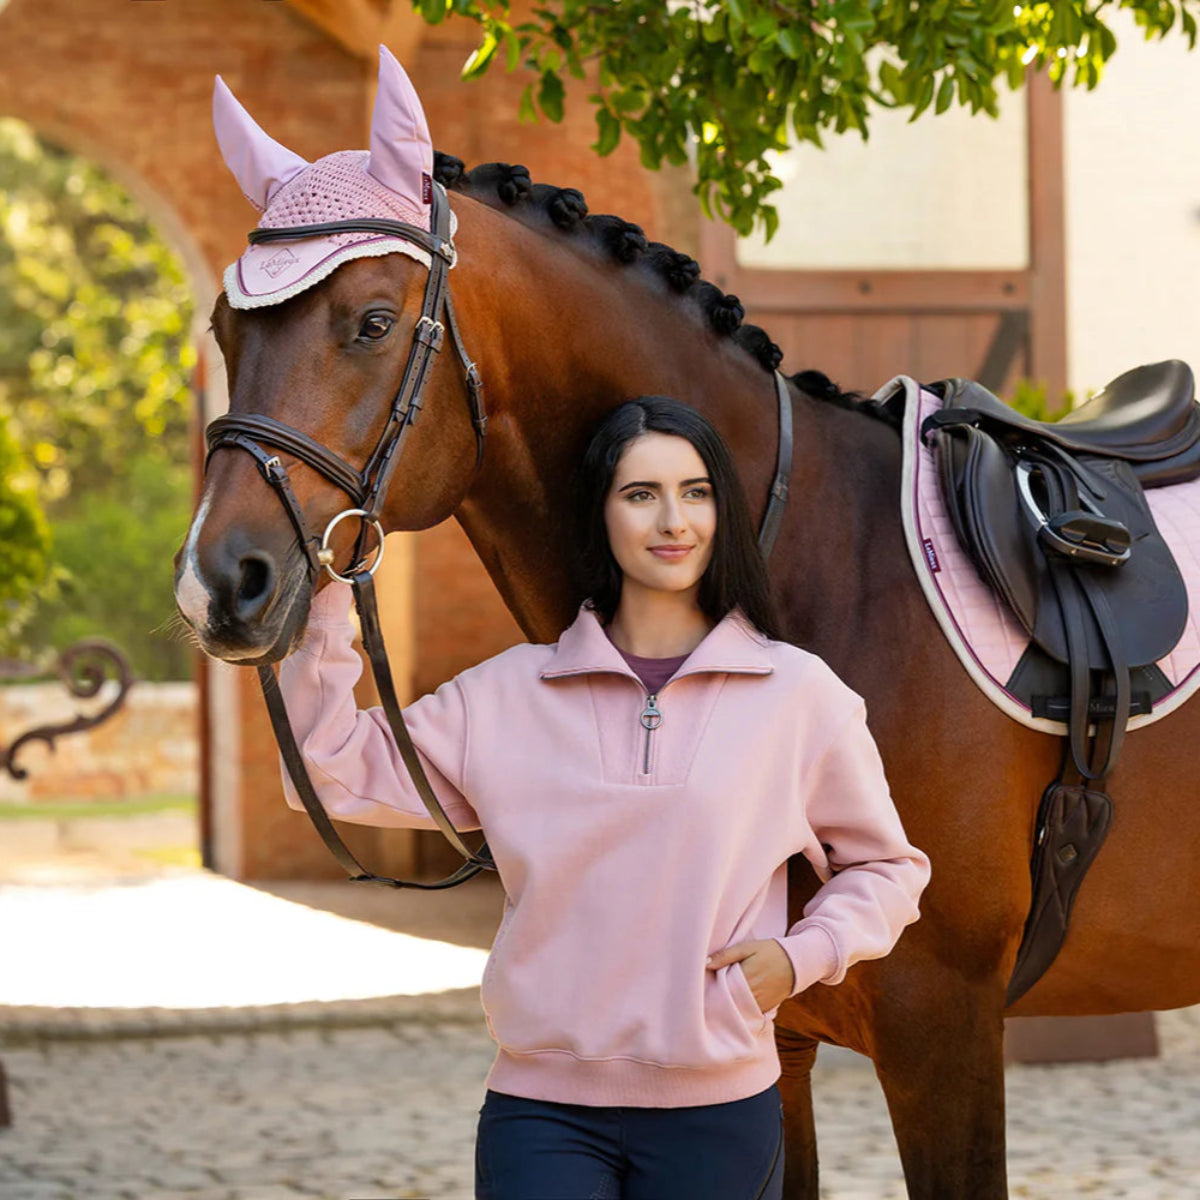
[205,184,793,889]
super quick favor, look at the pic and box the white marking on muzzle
[175,491,215,628]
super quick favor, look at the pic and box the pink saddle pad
[883,375,1200,734]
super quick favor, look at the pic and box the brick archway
[0,0,678,880]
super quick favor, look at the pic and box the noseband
[205,184,497,889]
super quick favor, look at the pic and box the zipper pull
[640,693,662,775]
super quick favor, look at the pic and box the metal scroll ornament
[0,639,133,781]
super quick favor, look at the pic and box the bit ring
[318,508,386,584]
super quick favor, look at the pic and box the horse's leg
[870,974,1008,1200]
[775,1025,820,1199]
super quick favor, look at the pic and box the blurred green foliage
[415,0,1199,238]
[0,413,52,637]
[0,118,195,680]
[1008,378,1078,420]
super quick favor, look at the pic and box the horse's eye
[358,313,395,341]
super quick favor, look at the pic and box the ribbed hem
[483,1036,781,1108]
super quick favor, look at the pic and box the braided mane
[433,153,899,430]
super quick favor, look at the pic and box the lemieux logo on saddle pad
[886,374,1200,735]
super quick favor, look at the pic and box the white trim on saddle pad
[884,373,1200,734]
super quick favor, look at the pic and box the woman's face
[603,432,717,599]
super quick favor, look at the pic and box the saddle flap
[931,424,1040,634]
[929,419,1190,670]
[1048,457,1189,668]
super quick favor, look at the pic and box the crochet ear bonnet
[213,45,455,310]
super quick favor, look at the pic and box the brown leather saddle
[920,359,1200,1002]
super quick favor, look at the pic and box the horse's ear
[212,76,309,213]
[367,45,434,223]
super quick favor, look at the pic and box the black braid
[690,281,744,335]
[646,243,701,293]
[530,184,588,230]
[432,151,465,188]
[431,151,891,427]
[733,325,783,372]
[585,215,648,263]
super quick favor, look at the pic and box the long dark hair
[573,397,782,640]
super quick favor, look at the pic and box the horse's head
[176,49,482,664]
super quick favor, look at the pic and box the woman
[276,396,931,1200]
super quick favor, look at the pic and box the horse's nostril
[235,552,275,619]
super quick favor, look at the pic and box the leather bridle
[204,181,794,890]
[207,184,496,888]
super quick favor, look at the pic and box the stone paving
[2,859,1200,1197]
[4,1011,1200,1199]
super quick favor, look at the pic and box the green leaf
[504,28,522,72]
[910,72,936,120]
[761,203,780,243]
[462,31,499,80]
[518,82,537,123]
[422,0,448,25]
[747,14,778,39]
[593,107,621,156]
[538,70,566,123]
[776,27,803,59]
[935,72,955,113]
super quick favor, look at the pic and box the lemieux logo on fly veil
[922,538,941,574]
[263,248,299,279]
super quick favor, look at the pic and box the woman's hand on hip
[706,938,795,1011]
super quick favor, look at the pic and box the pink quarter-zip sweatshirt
[277,583,931,1108]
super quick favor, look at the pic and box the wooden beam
[365,2,432,128]
[1026,68,1068,403]
[283,0,423,61]
[378,0,428,64]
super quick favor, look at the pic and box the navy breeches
[474,1082,784,1200]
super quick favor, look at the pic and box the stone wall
[0,682,197,804]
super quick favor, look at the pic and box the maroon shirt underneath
[606,633,690,696]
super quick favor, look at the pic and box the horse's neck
[448,208,903,645]
[457,389,903,655]
[769,398,907,664]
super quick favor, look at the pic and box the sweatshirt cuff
[306,581,354,628]
[773,925,842,997]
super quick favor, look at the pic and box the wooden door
[700,73,1065,403]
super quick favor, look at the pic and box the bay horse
[176,94,1200,1200]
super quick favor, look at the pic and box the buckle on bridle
[415,316,445,350]
[257,453,290,487]
[318,508,387,584]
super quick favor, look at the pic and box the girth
[205,183,795,890]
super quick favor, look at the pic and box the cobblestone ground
[3,1008,1200,1200]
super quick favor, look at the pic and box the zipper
[639,692,662,775]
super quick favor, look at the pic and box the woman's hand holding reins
[706,938,795,1012]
